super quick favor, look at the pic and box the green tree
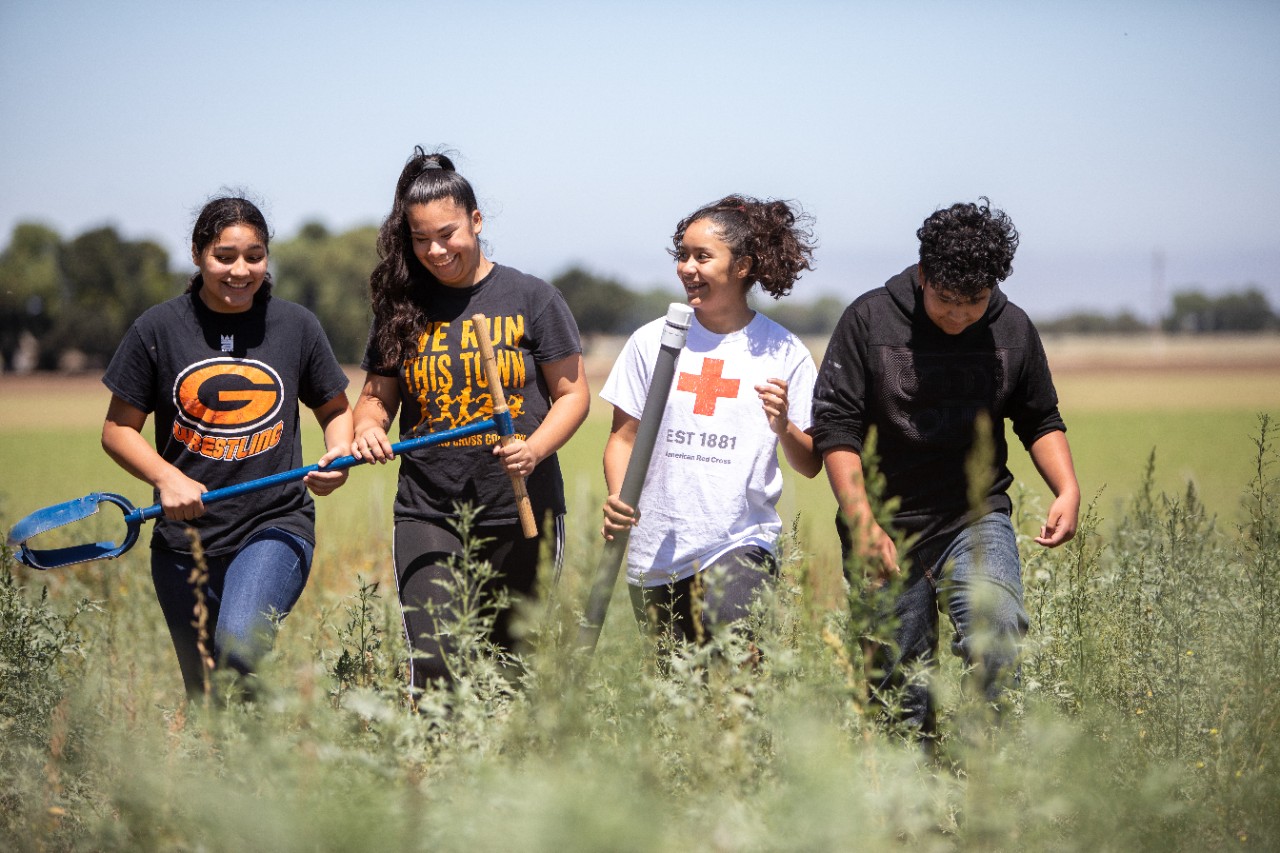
[1038,310,1150,335]
[1164,287,1277,333]
[1212,289,1275,331]
[270,222,380,364]
[550,266,638,336]
[0,223,62,369]
[0,223,177,370]
[49,227,177,367]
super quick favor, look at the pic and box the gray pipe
[577,303,694,653]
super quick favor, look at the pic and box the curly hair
[186,195,274,300]
[368,146,480,371]
[670,195,816,299]
[916,198,1019,299]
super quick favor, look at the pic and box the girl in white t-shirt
[600,195,821,646]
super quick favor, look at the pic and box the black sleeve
[528,281,582,364]
[810,302,870,456]
[359,319,399,377]
[102,321,158,414]
[1008,322,1066,449]
[299,309,351,410]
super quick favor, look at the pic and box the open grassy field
[3,334,1275,597]
[1,334,1275,650]
[1,334,1278,851]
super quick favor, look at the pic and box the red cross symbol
[677,358,740,416]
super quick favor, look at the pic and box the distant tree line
[0,223,173,371]
[1,220,1276,371]
[1037,288,1278,335]
[549,266,850,338]
[1162,289,1277,333]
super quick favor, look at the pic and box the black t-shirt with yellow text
[361,264,582,526]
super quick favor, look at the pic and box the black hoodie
[810,265,1065,561]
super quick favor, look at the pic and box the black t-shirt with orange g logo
[103,290,348,556]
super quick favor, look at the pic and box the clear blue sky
[2,0,1277,320]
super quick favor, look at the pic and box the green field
[1,355,1278,851]
[2,366,1275,594]
[0,363,1274,640]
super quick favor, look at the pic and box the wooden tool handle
[472,312,538,539]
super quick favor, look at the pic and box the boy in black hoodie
[810,199,1080,738]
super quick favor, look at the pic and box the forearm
[102,420,177,489]
[352,375,399,433]
[1029,429,1081,547]
[525,387,589,463]
[317,398,354,452]
[302,394,355,494]
[525,354,590,463]
[778,422,822,478]
[600,421,640,537]
[324,413,354,453]
[824,444,898,573]
[824,447,873,523]
[1029,430,1079,499]
[353,401,392,433]
[602,431,633,497]
[102,395,207,519]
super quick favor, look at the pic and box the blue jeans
[872,511,1028,736]
[151,528,313,696]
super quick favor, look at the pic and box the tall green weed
[0,417,1277,850]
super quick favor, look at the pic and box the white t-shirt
[600,311,817,587]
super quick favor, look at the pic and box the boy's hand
[863,519,900,579]
[846,509,898,580]
[1035,492,1079,547]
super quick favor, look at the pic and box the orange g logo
[173,358,283,435]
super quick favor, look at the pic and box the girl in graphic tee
[101,197,353,697]
[352,148,590,695]
[600,195,821,644]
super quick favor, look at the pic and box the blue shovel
[7,313,537,570]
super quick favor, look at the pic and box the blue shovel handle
[8,412,513,570]
[127,413,509,523]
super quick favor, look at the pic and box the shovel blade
[15,541,126,571]
[6,493,140,570]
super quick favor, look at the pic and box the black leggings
[628,545,777,645]
[392,515,561,692]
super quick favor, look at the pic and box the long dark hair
[671,195,816,299]
[186,195,273,298]
[368,146,480,371]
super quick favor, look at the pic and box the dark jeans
[392,514,560,693]
[842,511,1028,736]
[629,544,778,645]
[151,527,313,696]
